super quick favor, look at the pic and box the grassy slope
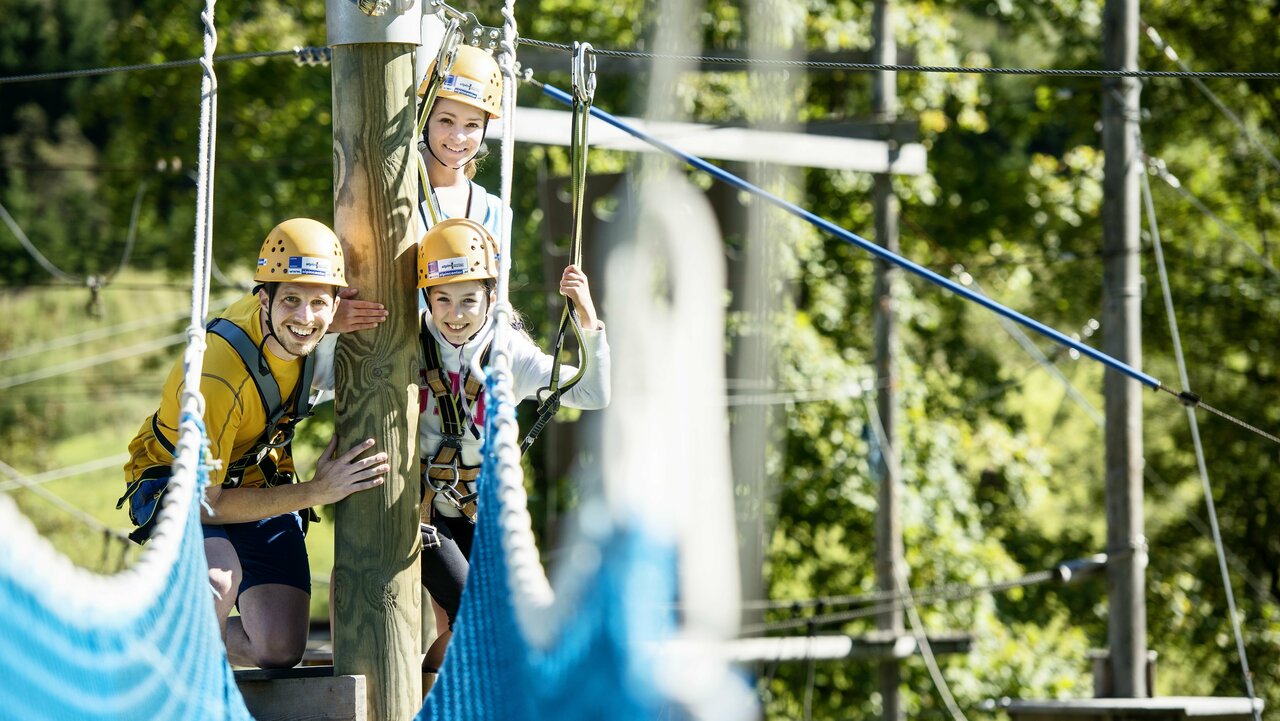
[0,272,336,620]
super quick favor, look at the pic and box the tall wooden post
[1102,0,1147,699]
[327,3,422,719]
[871,1,904,719]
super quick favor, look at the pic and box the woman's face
[427,279,491,345]
[426,97,487,169]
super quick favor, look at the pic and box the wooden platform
[1005,697,1263,721]
[234,666,366,721]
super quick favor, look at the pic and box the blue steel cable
[534,80,1162,390]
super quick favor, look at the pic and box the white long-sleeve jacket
[419,315,610,516]
[312,314,610,517]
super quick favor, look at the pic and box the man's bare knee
[253,634,306,669]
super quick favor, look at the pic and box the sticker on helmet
[287,256,332,277]
[428,255,469,279]
[443,74,484,101]
[258,258,267,266]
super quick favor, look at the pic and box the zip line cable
[526,76,1279,449]
[867,392,965,721]
[517,37,1280,79]
[105,180,147,282]
[740,566,1064,634]
[0,458,132,544]
[1145,155,1280,281]
[7,39,1280,86]
[738,554,1104,613]
[0,454,131,494]
[0,179,167,289]
[957,270,1105,426]
[0,48,318,86]
[907,215,1280,608]
[0,332,186,390]
[1141,166,1261,721]
[0,199,80,283]
[1143,24,1280,176]
[0,294,239,364]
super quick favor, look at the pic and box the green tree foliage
[2,0,1279,717]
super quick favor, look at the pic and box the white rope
[481,7,749,718]
[191,0,218,323]
[0,0,218,622]
[488,0,558,627]
[492,0,517,320]
[1140,167,1261,721]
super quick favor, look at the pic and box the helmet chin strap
[258,284,303,372]
[423,118,489,172]
[467,293,495,343]
[423,289,492,345]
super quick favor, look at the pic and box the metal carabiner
[571,42,596,105]
[426,0,466,23]
[433,20,463,81]
[426,460,462,493]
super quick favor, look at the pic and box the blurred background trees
[2,0,1277,717]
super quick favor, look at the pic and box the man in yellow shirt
[120,218,388,669]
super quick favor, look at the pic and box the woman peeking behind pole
[418,44,508,243]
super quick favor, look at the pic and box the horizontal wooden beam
[490,107,928,174]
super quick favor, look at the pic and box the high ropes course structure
[1,0,1278,720]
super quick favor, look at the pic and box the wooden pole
[328,3,422,719]
[1102,0,1147,699]
[871,1,904,719]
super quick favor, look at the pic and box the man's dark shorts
[203,512,311,597]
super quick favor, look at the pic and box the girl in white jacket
[416,217,610,683]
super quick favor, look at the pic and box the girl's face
[427,280,491,345]
[426,98,487,170]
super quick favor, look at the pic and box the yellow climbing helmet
[419,45,504,119]
[254,218,348,288]
[417,218,498,289]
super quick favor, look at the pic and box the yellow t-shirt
[124,293,303,489]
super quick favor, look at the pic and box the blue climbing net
[0,447,252,721]
[418,370,685,721]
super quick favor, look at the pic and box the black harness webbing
[119,314,320,541]
[145,318,314,490]
[419,319,491,518]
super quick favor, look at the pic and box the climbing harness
[119,218,343,543]
[420,328,492,520]
[117,318,318,543]
[417,218,501,520]
[519,42,595,454]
